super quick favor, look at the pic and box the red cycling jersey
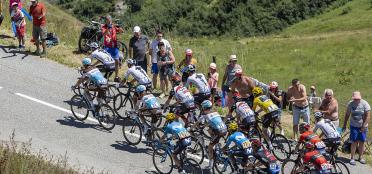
[303,150,331,171]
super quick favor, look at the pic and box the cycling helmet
[299,122,311,132]
[171,75,182,85]
[270,81,279,89]
[126,59,135,65]
[304,141,315,150]
[252,87,263,97]
[89,42,99,50]
[136,85,146,93]
[314,111,323,120]
[185,49,193,56]
[234,69,243,77]
[228,122,238,132]
[201,100,212,110]
[82,58,91,66]
[165,113,176,121]
[251,139,262,148]
[185,64,196,73]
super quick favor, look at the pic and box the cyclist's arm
[73,77,87,87]
[92,60,100,66]
[313,124,319,134]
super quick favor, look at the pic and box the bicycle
[69,86,117,131]
[122,110,164,147]
[152,139,202,174]
[79,19,103,53]
[324,140,350,174]
[254,114,292,162]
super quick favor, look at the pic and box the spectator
[221,55,242,107]
[318,89,339,127]
[177,48,197,70]
[129,26,150,72]
[157,41,175,98]
[149,30,172,89]
[208,62,218,106]
[287,78,310,140]
[29,0,47,58]
[268,81,284,135]
[9,0,22,14]
[101,15,124,81]
[10,2,25,50]
[342,91,370,165]
[310,85,317,97]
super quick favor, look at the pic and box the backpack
[46,32,60,47]
[281,91,289,110]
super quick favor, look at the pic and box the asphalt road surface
[0,46,371,174]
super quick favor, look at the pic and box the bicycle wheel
[281,159,299,174]
[153,147,174,174]
[247,127,262,141]
[183,158,203,174]
[70,95,89,121]
[96,104,117,130]
[78,36,90,53]
[122,118,143,145]
[105,85,118,104]
[113,93,133,119]
[186,137,205,164]
[271,134,291,161]
[332,160,350,174]
[213,156,234,174]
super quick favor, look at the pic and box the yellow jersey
[253,95,279,113]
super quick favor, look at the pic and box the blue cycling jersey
[200,112,227,131]
[225,132,251,149]
[85,68,107,85]
[164,121,190,139]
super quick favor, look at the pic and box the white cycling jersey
[313,119,340,139]
[173,85,194,107]
[124,66,151,85]
[185,73,210,94]
[83,68,107,85]
[235,101,255,123]
[91,49,115,66]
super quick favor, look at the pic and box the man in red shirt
[29,0,47,57]
[101,15,124,81]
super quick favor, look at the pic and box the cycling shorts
[173,137,191,155]
[193,93,211,105]
[210,128,227,144]
[262,110,280,128]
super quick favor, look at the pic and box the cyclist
[89,42,116,79]
[313,111,341,152]
[294,122,326,155]
[230,69,256,107]
[250,139,280,174]
[184,65,211,106]
[120,58,152,106]
[72,58,108,111]
[136,85,161,136]
[163,113,191,173]
[227,93,256,132]
[194,100,227,170]
[163,74,196,125]
[252,87,280,150]
[222,122,252,171]
[300,142,332,174]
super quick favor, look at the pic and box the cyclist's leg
[262,113,273,149]
[172,137,191,169]
[207,129,218,167]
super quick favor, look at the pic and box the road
[0,46,371,174]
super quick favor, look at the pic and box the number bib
[178,131,190,139]
[242,140,251,149]
[315,141,326,149]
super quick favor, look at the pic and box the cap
[229,55,237,61]
[310,86,316,89]
[352,91,362,100]
[11,2,18,6]
[209,63,216,69]
[270,81,279,88]
[133,26,141,33]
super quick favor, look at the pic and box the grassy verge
[0,132,105,174]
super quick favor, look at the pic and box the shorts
[262,110,280,128]
[159,68,174,80]
[32,25,47,41]
[175,103,195,115]
[210,128,227,144]
[350,125,368,142]
[292,105,310,125]
[136,56,148,73]
[104,47,120,60]
[193,93,211,105]
[240,117,255,130]
[16,25,25,38]
[241,96,254,108]
[173,137,191,155]
[230,149,250,164]
[151,63,159,74]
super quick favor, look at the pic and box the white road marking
[14,93,209,163]
[14,93,99,123]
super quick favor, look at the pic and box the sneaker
[40,52,47,58]
[350,159,356,165]
[359,158,366,164]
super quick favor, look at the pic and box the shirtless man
[287,78,309,140]
[230,69,256,107]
